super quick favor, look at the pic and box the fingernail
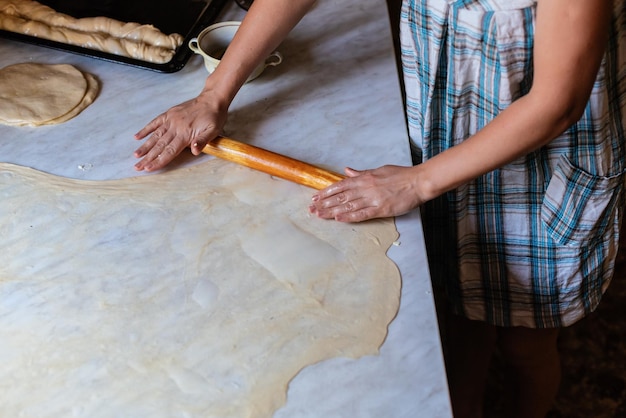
[311,194,319,202]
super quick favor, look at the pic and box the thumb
[191,141,209,155]
[191,133,219,156]
[344,166,363,177]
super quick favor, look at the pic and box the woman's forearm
[201,0,316,107]
[412,0,612,202]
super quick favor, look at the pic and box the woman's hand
[132,0,316,172]
[133,91,228,172]
[309,165,424,222]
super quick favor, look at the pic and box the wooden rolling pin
[202,136,345,190]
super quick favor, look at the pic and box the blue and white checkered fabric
[401,0,626,327]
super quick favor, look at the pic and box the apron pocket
[541,154,623,247]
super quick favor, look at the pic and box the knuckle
[352,209,369,223]
[162,144,179,157]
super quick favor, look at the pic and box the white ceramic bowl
[189,21,282,82]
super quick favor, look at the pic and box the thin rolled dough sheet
[0,159,401,418]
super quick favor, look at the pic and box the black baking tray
[0,0,229,72]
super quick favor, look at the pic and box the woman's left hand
[309,165,423,222]
[133,90,228,172]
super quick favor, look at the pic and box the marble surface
[0,1,452,417]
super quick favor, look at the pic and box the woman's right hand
[133,89,228,172]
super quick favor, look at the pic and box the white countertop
[0,1,452,417]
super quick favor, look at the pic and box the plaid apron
[400,0,626,327]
